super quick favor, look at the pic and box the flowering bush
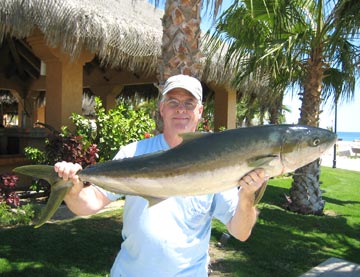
[44,129,99,168]
[0,174,36,226]
[0,173,20,207]
[25,124,99,169]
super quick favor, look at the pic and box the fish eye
[313,137,321,146]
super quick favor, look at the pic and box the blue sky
[151,0,359,132]
[283,91,360,132]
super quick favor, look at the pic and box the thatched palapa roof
[0,0,232,83]
[0,0,162,73]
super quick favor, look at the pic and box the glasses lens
[165,99,197,110]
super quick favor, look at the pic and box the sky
[151,0,360,133]
[200,0,360,133]
[283,92,360,133]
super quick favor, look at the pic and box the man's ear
[159,101,164,117]
[198,105,204,119]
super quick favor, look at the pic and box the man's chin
[175,126,196,134]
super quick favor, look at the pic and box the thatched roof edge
[0,0,234,84]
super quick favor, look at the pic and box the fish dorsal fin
[179,132,210,143]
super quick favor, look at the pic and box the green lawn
[0,166,359,276]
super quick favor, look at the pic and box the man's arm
[55,161,111,216]
[226,169,267,241]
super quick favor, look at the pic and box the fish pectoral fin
[145,196,167,207]
[254,181,268,205]
[247,154,280,168]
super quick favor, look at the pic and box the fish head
[280,125,337,173]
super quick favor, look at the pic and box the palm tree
[206,0,360,214]
[205,0,296,124]
[152,0,224,85]
[149,0,225,132]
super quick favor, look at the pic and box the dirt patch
[208,241,238,276]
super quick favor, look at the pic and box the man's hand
[54,162,111,216]
[54,161,84,196]
[227,169,269,241]
[238,168,267,203]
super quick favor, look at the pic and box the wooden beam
[7,38,26,79]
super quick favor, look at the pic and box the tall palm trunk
[155,0,204,132]
[288,45,326,215]
[158,0,203,84]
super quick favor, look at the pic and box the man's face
[159,88,203,135]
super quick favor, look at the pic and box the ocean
[337,132,360,142]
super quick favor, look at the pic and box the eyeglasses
[163,98,199,110]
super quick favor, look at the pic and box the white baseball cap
[162,74,203,102]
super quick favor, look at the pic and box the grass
[0,166,359,276]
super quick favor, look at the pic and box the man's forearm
[64,185,110,216]
[226,188,258,241]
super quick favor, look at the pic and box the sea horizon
[336,131,360,142]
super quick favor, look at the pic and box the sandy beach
[320,140,360,172]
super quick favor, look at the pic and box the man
[55,74,267,276]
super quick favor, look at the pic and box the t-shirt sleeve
[212,187,239,225]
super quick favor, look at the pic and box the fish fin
[13,165,71,228]
[179,132,209,143]
[246,156,275,204]
[254,181,268,205]
[247,155,280,168]
[34,180,73,228]
[145,196,167,207]
[13,165,59,184]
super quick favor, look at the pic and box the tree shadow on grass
[0,211,123,276]
[322,196,360,206]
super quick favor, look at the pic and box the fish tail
[13,165,73,228]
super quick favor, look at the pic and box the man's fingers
[54,161,82,181]
[239,169,268,192]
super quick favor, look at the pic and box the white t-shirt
[98,134,239,277]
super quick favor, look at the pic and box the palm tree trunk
[288,159,325,215]
[289,45,326,215]
[158,0,203,84]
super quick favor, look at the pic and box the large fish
[14,124,336,227]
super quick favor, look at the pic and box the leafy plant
[0,173,38,227]
[24,146,46,164]
[0,202,37,227]
[25,124,99,169]
[19,97,155,214]
[71,97,156,161]
[44,127,99,168]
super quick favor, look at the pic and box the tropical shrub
[71,97,156,161]
[24,126,100,198]
[25,126,99,168]
[0,173,37,226]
